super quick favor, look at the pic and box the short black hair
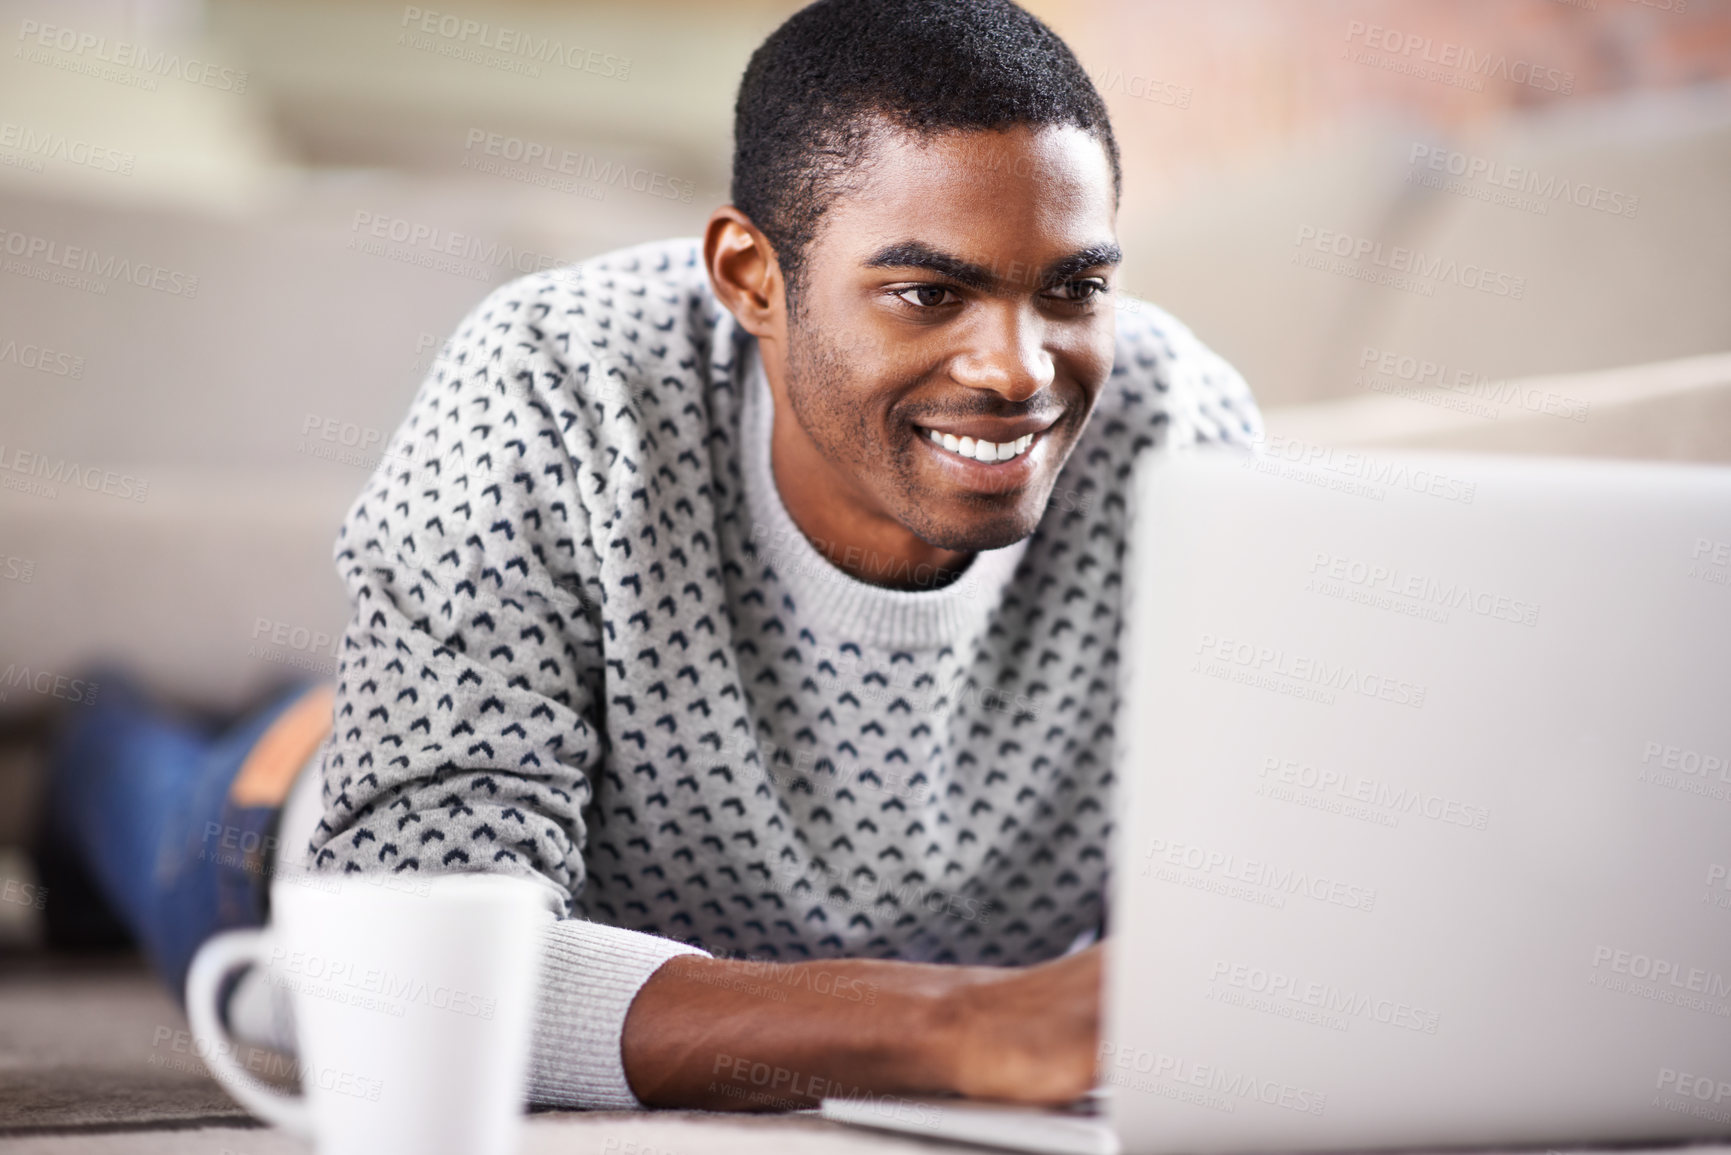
[731,0,1120,308]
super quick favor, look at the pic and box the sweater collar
[737,337,1030,651]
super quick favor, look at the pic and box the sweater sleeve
[224,916,703,1109]
[301,271,709,1108]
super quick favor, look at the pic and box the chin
[903,499,1043,554]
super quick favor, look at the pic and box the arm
[307,275,708,1108]
[621,943,1103,1109]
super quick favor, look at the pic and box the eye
[893,285,959,309]
[1046,278,1107,303]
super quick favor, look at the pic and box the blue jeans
[43,673,319,1006]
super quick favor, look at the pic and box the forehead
[814,122,1117,270]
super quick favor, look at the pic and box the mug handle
[185,928,313,1138]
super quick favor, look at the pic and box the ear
[704,206,784,341]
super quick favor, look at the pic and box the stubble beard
[783,315,1036,555]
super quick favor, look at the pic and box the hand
[934,942,1102,1104]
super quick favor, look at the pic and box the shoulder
[351,238,728,553]
[1094,296,1263,451]
[335,243,731,636]
[444,236,715,378]
[420,236,729,469]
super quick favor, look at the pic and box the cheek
[1086,323,1119,378]
[1051,321,1117,397]
[1077,341,1118,408]
[787,340,897,458]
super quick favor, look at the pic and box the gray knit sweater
[236,236,1262,1109]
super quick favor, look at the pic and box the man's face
[783,122,1120,554]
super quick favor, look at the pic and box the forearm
[620,954,971,1110]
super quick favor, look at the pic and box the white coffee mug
[186,869,551,1155]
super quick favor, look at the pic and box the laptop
[823,446,1731,1154]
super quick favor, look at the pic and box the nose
[947,302,1055,402]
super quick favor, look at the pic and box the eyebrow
[862,240,1122,293]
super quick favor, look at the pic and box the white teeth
[921,427,1037,463]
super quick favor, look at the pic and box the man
[50,0,1260,1113]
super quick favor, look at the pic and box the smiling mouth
[916,426,1038,464]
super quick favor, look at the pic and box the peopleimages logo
[1142,837,1379,912]
[1087,66,1192,109]
[348,210,566,274]
[14,19,250,92]
[730,732,931,804]
[1207,959,1441,1034]
[0,122,135,175]
[0,227,199,298]
[1343,21,1575,94]
[707,1053,938,1123]
[0,335,85,379]
[1098,1042,1328,1117]
[268,947,499,1020]
[1257,756,1491,831]
[247,616,341,677]
[398,7,630,80]
[1688,537,1730,589]
[1707,864,1730,911]
[1657,1067,1731,1104]
[1637,739,1731,804]
[1590,946,1731,1000]
[0,665,100,706]
[1307,549,1541,628]
[298,413,388,471]
[697,955,880,1006]
[1407,144,1638,219]
[0,443,149,502]
[1356,345,1589,422]
[1294,225,1526,299]
[1654,1066,1731,1126]
[770,859,996,926]
[462,130,694,203]
[1,877,47,910]
[1193,632,1428,709]
[1246,433,1479,505]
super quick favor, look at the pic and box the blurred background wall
[0,0,1728,739]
